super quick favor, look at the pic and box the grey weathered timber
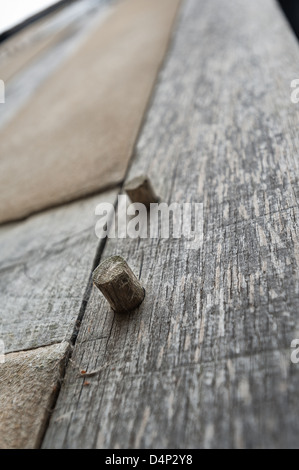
[0,342,69,449]
[0,190,117,353]
[44,0,299,448]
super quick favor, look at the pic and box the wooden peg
[124,174,159,209]
[92,256,145,313]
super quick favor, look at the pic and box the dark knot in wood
[124,174,160,209]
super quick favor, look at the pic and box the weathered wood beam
[43,0,299,449]
[0,190,117,353]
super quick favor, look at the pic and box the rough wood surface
[0,341,69,449]
[0,0,181,224]
[0,190,117,353]
[43,0,299,449]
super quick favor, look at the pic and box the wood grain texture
[0,0,181,224]
[0,190,117,353]
[0,341,69,449]
[43,0,299,448]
